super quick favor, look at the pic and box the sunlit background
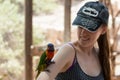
[0,0,120,80]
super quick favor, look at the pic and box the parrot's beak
[48,47,55,52]
[48,47,54,52]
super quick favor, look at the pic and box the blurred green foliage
[33,0,58,15]
[0,1,24,80]
[0,0,58,80]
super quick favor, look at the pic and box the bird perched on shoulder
[35,43,55,79]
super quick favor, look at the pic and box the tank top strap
[67,43,77,69]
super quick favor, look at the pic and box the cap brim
[72,15,102,32]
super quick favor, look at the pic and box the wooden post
[64,0,71,42]
[25,0,33,80]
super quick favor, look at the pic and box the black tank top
[55,43,104,80]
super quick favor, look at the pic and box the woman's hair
[97,31,111,80]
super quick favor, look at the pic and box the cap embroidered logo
[82,7,99,17]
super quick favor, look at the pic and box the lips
[80,36,90,41]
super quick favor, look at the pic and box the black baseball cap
[72,1,109,32]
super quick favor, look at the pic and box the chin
[78,40,92,48]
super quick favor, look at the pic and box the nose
[80,28,86,34]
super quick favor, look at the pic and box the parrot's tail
[35,71,40,79]
[35,64,47,79]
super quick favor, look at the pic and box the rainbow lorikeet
[35,43,55,78]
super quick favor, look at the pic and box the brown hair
[97,32,111,80]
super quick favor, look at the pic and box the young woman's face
[77,25,107,47]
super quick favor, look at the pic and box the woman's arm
[37,43,74,80]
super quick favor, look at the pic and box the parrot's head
[47,43,55,52]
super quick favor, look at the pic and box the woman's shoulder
[52,42,75,61]
[53,42,76,72]
[61,42,74,47]
[59,42,75,53]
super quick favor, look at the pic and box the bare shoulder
[58,43,75,54]
[52,43,75,62]
[51,43,75,72]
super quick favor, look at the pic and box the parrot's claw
[43,61,55,73]
[50,61,55,64]
[46,61,55,66]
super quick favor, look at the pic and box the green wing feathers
[36,51,47,78]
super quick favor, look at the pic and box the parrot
[35,43,55,79]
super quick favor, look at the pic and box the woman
[37,1,111,80]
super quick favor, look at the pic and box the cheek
[77,29,80,37]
